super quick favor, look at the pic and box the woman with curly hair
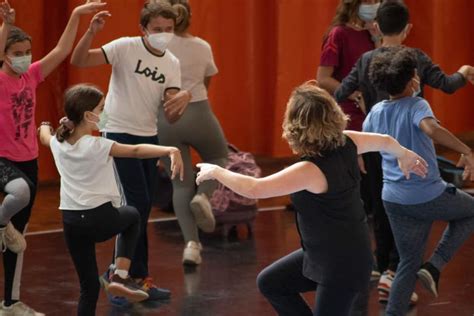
[195,80,427,316]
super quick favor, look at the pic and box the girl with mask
[317,0,381,131]
[38,84,183,316]
[195,80,427,316]
[71,1,188,305]
[0,1,106,314]
[148,0,228,266]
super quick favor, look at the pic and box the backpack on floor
[210,144,261,238]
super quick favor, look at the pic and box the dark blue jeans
[384,184,474,316]
[105,133,158,278]
[257,249,359,316]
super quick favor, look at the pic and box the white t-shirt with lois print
[101,37,181,136]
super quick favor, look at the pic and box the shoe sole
[108,283,149,302]
[417,269,438,297]
[190,200,215,233]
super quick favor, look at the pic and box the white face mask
[7,55,32,74]
[87,111,108,131]
[358,3,380,22]
[412,78,421,97]
[146,32,174,52]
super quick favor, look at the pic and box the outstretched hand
[397,148,428,179]
[0,1,15,25]
[196,163,220,185]
[73,0,107,16]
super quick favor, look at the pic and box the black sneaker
[416,262,440,297]
[108,274,149,302]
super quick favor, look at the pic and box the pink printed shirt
[0,61,44,161]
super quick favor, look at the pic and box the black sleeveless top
[290,136,372,291]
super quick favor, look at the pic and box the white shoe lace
[0,228,7,252]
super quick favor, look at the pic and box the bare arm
[316,66,340,95]
[70,10,110,67]
[110,143,184,180]
[0,1,15,61]
[196,161,328,199]
[38,125,53,147]
[419,118,471,155]
[344,130,428,179]
[39,1,106,78]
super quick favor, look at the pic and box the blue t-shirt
[363,96,446,204]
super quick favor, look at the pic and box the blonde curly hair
[282,80,349,156]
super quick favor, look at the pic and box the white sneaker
[0,301,45,316]
[190,194,215,233]
[378,270,418,305]
[182,241,202,265]
[4,222,26,253]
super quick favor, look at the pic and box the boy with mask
[0,0,106,313]
[71,1,190,305]
[334,0,474,305]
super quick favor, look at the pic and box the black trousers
[63,202,140,316]
[256,249,360,316]
[361,152,399,272]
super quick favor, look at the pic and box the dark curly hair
[368,46,417,96]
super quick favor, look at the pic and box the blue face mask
[358,3,380,22]
[7,55,32,74]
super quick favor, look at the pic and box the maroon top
[320,25,374,131]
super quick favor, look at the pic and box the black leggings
[63,202,140,316]
[257,249,359,316]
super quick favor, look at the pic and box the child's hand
[88,11,111,35]
[196,163,219,185]
[398,149,428,179]
[169,148,184,181]
[0,1,15,25]
[458,65,474,85]
[456,152,474,181]
[73,0,107,16]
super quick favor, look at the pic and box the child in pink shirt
[0,1,106,313]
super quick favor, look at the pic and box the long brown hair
[56,84,104,142]
[323,0,363,41]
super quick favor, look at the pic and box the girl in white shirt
[38,84,183,315]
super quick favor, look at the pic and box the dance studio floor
[4,203,474,315]
[2,152,474,315]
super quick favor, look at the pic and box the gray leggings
[158,100,228,243]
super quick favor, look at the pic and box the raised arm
[196,161,328,199]
[0,0,15,61]
[110,143,184,180]
[344,130,428,179]
[70,10,110,67]
[39,1,106,78]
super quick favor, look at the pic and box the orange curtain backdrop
[7,0,474,181]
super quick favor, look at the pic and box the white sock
[114,269,128,279]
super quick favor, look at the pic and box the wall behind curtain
[8,0,474,181]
